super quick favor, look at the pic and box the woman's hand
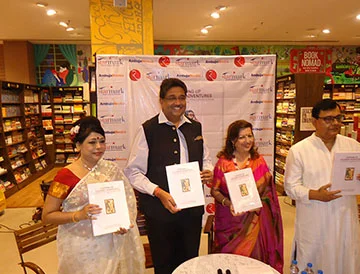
[229,203,245,217]
[113,224,134,235]
[79,204,102,220]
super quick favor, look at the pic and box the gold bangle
[72,212,79,223]
[221,197,227,206]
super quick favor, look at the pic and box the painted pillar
[89,0,154,59]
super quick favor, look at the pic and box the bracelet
[153,187,161,197]
[221,197,227,206]
[72,212,79,223]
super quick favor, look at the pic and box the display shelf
[275,74,325,194]
[51,86,86,166]
[0,81,52,197]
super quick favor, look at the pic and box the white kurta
[284,133,360,274]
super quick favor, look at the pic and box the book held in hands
[224,168,262,214]
[87,181,131,236]
[331,152,360,195]
[166,161,205,209]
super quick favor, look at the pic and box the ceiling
[1,0,360,45]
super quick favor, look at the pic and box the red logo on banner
[129,69,141,81]
[206,203,215,214]
[290,48,332,73]
[159,56,170,67]
[206,70,217,81]
[234,56,246,67]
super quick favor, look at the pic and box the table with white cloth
[172,253,280,274]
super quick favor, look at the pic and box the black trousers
[145,212,202,274]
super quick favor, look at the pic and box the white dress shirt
[124,111,213,196]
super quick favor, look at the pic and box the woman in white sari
[42,116,145,274]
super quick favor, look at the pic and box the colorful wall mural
[34,44,93,87]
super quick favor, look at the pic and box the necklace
[81,160,93,171]
[233,155,250,170]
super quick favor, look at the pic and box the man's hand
[309,183,342,202]
[155,188,181,214]
[201,169,213,184]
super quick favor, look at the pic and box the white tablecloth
[172,253,280,274]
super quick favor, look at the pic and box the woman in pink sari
[211,120,283,273]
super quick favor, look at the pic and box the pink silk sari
[212,156,284,273]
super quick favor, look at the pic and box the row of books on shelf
[41,105,53,116]
[24,90,40,103]
[55,124,73,134]
[276,145,289,157]
[3,118,22,131]
[13,166,31,183]
[276,102,296,114]
[55,135,72,144]
[276,117,295,129]
[31,148,45,159]
[45,134,53,145]
[10,156,27,169]
[54,114,82,124]
[275,172,284,186]
[24,105,39,115]
[5,132,24,145]
[54,105,84,114]
[2,106,21,117]
[8,143,28,157]
[0,179,15,191]
[42,119,53,130]
[56,143,75,153]
[25,116,41,128]
[0,166,7,176]
[337,101,360,111]
[276,131,294,146]
[1,91,20,103]
[276,86,296,99]
[34,158,48,171]
[55,153,78,164]
[53,91,84,103]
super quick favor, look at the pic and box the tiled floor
[0,196,295,274]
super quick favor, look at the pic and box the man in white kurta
[285,99,360,274]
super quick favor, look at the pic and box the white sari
[57,159,145,274]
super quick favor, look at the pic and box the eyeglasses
[163,95,187,103]
[317,115,344,123]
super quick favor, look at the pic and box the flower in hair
[70,125,80,137]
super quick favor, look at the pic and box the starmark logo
[249,112,272,121]
[175,58,200,67]
[98,86,125,95]
[256,139,273,147]
[100,116,126,124]
[97,57,123,66]
[249,57,274,66]
[106,143,126,151]
[146,72,170,81]
[222,71,247,81]
[249,85,274,94]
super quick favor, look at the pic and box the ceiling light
[204,25,213,29]
[211,12,220,19]
[36,2,48,8]
[46,9,57,16]
[59,21,68,27]
[66,27,75,32]
[322,29,330,34]
[308,35,316,38]
[217,6,227,11]
[201,28,209,34]
[356,14,360,20]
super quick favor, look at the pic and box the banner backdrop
[96,54,276,219]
